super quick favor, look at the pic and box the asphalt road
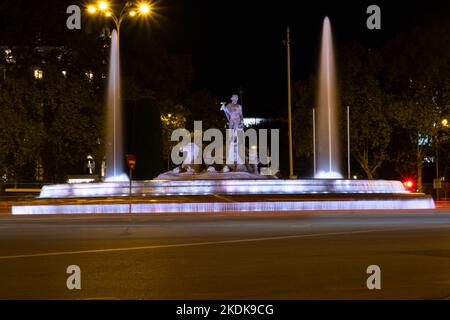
[0,210,449,299]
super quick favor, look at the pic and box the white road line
[0,228,406,260]
[212,194,235,202]
[81,297,120,300]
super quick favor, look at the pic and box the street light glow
[98,1,109,11]
[87,1,154,25]
[87,6,97,14]
[139,3,151,14]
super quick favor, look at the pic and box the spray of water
[105,30,128,182]
[315,17,342,179]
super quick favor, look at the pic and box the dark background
[175,0,450,116]
[1,0,449,117]
[0,0,449,181]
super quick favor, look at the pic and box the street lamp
[86,1,153,180]
[139,3,151,14]
[87,6,97,14]
[98,1,109,11]
[435,118,449,200]
[285,27,294,179]
[86,1,152,35]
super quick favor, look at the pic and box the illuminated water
[316,17,342,179]
[105,30,127,181]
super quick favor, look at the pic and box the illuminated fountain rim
[37,179,412,199]
[12,179,436,214]
[12,197,435,215]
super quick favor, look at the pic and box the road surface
[0,210,449,299]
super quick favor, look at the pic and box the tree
[0,79,44,182]
[339,44,391,179]
[39,68,103,182]
[0,49,103,183]
[292,76,315,176]
[185,90,222,130]
[384,20,450,190]
[160,104,189,169]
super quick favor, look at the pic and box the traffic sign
[126,154,136,170]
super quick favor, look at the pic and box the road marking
[81,297,120,300]
[212,194,235,202]
[0,228,410,260]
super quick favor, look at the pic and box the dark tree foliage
[39,68,104,182]
[0,60,103,183]
[0,78,43,182]
[383,20,450,189]
[338,44,390,180]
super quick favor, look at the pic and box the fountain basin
[12,196,434,215]
[37,179,410,199]
[11,179,435,214]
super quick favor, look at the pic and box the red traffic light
[403,179,415,191]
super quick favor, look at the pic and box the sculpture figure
[221,94,246,170]
[220,94,244,130]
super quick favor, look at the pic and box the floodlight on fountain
[129,10,137,17]
[105,11,112,17]
[315,171,343,179]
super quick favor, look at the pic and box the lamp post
[87,1,152,180]
[286,27,294,178]
[435,118,449,200]
[347,106,351,180]
[313,108,316,177]
[87,1,152,39]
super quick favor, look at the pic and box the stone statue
[221,94,245,170]
[220,94,244,130]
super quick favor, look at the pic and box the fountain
[316,17,342,179]
[11,18,435,215]
[105,30,128,182]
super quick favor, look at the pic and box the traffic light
[403,179,415,191]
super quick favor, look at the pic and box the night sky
[154,0,450,116]
[1,0,450,117]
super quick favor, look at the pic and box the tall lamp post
[86,1,152,180]
[435,118,449,200]
[286,27,294,178]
